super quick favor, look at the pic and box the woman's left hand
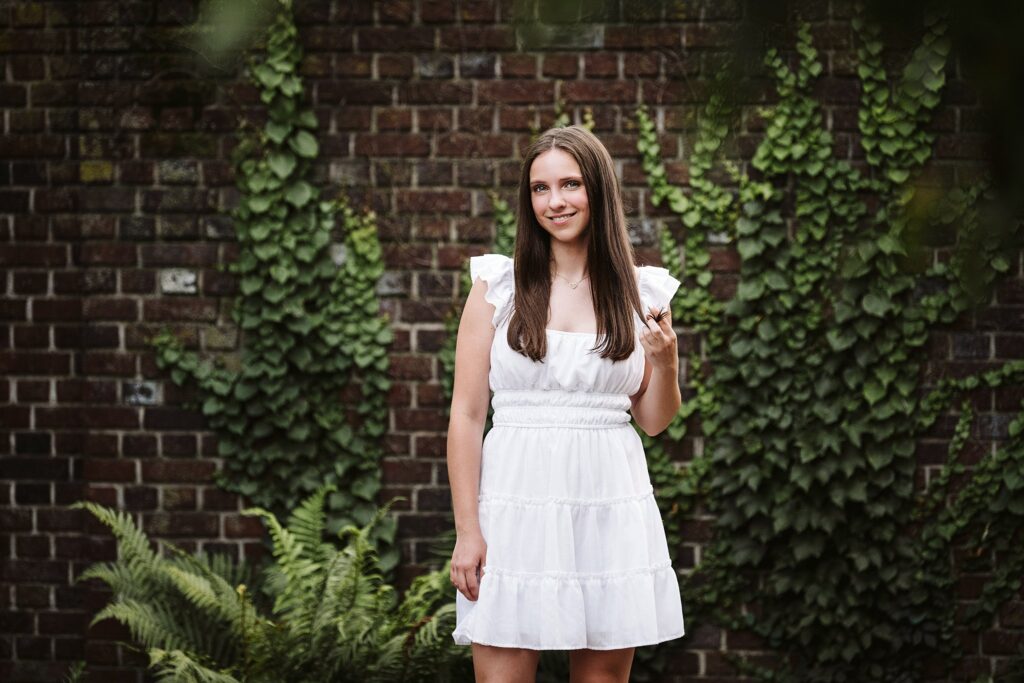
[640,305,678,371]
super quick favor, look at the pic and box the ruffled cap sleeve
[469,253,514,328]
[637,265,682,323]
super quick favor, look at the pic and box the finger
[458,568,471,601]
[466,564,480,601]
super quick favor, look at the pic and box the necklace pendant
[569,282,578,289]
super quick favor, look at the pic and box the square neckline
[545,328,599,336]
[543,264,644,337]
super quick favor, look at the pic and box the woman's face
[529,148,591,244]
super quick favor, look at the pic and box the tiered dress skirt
[451,388,685,650]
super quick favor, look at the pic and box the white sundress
[451,253,686,651]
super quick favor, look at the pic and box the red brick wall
[1,1,1020,681]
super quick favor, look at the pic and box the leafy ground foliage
[74,489,472,683]
[148,0,396,564]
[637,9,1024,682]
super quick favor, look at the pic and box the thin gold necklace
[553,270,589,290]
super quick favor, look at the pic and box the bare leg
[471,643,541,683]
[568,647,635,683]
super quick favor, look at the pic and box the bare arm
[629,305,682,437]
[447,275,495,600]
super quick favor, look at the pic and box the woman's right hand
[451,531,487,601]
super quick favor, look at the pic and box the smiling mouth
[550,212,576,223]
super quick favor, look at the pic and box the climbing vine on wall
[637,10,1024,682]
[150,0,398,570]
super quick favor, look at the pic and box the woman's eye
[532,181,581,192]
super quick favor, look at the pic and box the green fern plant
[61,661,87,683]
[74,489,473,683]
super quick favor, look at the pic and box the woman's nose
[549,190,566,208]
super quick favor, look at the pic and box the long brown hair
[505,125,645,363]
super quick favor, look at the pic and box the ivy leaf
[234,382,257,401]
[240,276,262,295]
[736,217,759,236]
[288,422,310,441]
[266,121,292,144]
[792,533,824,561]
[268,151,297,179]
[263,283,287,303]
[351,476,379,501]
[827,328,857,351]
[250,221,272,242]
[887,167,910,184]
[248,196,272,214]
[737,238,765,260]
[877,233,905,255]
[861,293,892,317]
[764,270,788,290]
[867,449,893,469]
[331,424,353,446]
[864,378,888,406]
[738,279,765,300]
[253,64,283,88]
[285,181,314,208]
[289,130,319,158]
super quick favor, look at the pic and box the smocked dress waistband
[490,389,632,429]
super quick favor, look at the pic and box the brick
[143,512,218,538]
[0,352,71,376]
[354,133,430,157]
[224,515,263,538]
[563,80,636,103]
[0,245,68,268]
[400,82,473,104]
[75,242,136,266]
[479,80,554,104]
[395,190,470,213]
[542,53,577,78]
[358,27,434,51]
[140,460,216,483]
[39,407,136,431]
[439,26,514,50]
[81,459,136,483]
[606,26,681,49]
[436,133,513,157]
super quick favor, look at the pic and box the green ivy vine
[637,9,1024,681]
[150,0,398,569]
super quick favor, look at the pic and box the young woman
[447,124,685,682]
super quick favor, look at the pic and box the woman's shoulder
[635,262,682,310]
[469,253,514,327]
[469,253,513,288]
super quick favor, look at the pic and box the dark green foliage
[148,0,396,567]
[74,490,473,683]
[637,9,1024,682]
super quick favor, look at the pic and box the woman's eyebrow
[529,176,583,184]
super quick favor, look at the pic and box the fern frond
[243,505,318,618]
[286,484,336,564]
[149,648,242,683]
[61,660,87,683]
[393,564,453,630]
[77,561,164,605]
[73,502,158,567]
[92,599,192,652]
